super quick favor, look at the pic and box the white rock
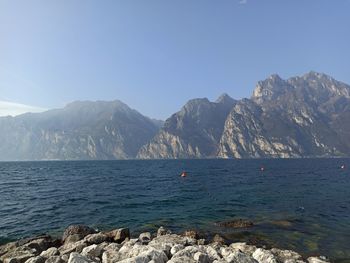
[25,256,46,263]
[230,243,257,256]
[206,246,221,261]
[170,245,184,256]
[225,251,257,263]
[117,248,167,263]
[40,248,59,258]
[307,256,330,263]
[81,244,105,258]
[167,256,195,263]
[252,248,278,263]
[270,248,304,263]
[67,253,96,263]
[45,256,65,263]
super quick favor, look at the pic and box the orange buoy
[181,171,187,177]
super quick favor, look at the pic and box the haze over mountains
[1,71,350,161]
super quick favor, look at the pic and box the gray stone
[156,227,167,237]
[193,252,210,263]
[84,234,108,245]
[24,257,45,263]
[1,247,37,263]
[225,251,258,263]
[67,253,95,263]
[45,256,64,263]
[252,248,278,263]
[58,240,87,255]
[307,257,330,263]
[212,234,225,245]
[270,248,304,263]
[40,248,59,258]
[229,243,257,256]
[62,226,96,242]
[81,244,106,259]
[138,233,151,245]
[105,228,130,243]
[170,245,184,256]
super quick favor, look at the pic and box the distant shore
[0,225,330,263]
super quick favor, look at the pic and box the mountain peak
[268,73,283,81]
[303,71,332,80]
[215,93,235,104]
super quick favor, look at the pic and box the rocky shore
[0,225,330,263]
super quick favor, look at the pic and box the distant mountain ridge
[0,100,160,160]
[1,71,350,160]
[139,71,350,159]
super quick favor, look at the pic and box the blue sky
[0,0,349,119]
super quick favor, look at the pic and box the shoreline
[0,225,330,263]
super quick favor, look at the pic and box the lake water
[0,159,349,262]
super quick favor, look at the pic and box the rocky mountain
[1,72,349,160]
[139,72,350,159]
[137,94,236,159]
[0,100,160,160]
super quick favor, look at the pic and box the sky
[0,0,349,119]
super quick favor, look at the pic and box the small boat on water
[181,171,187,177]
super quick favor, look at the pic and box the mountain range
[1,71,349,160]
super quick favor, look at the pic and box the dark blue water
[0,159,349,261]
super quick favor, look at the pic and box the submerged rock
[217,219,254,228]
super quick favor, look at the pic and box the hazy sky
[1,0,349,119]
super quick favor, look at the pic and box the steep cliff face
[218,72,350,158]
[137,94,236,159]
[0,100,160,160]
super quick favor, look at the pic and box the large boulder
[83,234,109,245]
[45,256,65,263]
[252,248,278,263]
[270,248,304,263]
[104,229,129,243]
[58,240,87,255]
[67,253,95,263]
[62,226,96,242]
[229,243,257,256]
[193,252,210,263]
[1,246,37,263]
[225,251,258,263]
[117,248,167,263]
[138,233,151,245]
[24,256,45,263]
[40,248,59,258]
[81,243,108,259]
